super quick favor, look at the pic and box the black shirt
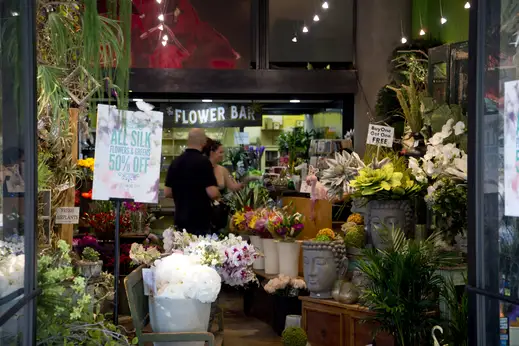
[165,149,217,232]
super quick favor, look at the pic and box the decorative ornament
[62,66,101,106]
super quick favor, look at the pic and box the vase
[77,260,103,278]
[302,241,348,299]
[249,235,265,270]
[272,295,302,336]
[149,296,211,346]
[276,241,301,277]
[366,200,415,249]
[263,238,279,275]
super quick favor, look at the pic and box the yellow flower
[347,213,364,225]
[233,212,245,226]
[248,215,258,230]
[316,228,336,240]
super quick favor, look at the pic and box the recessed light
[302,26,309,33]
[133,99,143,102]
[322,2,329,9]
[290,99,301,103]
[202,99,213,103]
[313,15,320,22]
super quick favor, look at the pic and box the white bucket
[250,235,265,270]
[263,238,279,275]
[277,241,301,277]
[149,296,211,346]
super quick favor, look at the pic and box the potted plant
[356,228,451,346]
[147,253,222,346]
[268,206,305,277]
[349,161,421,249]
[302,229,348,299]
[281,327,308,346]
[342,219,366,257]
[264,274,307,335]
[76,247,103,278]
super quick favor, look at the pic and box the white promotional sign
[56,207,80,224]
[366,124,395,148]
[234,132,250,145]
[92,104,164,203]
[504,81,519,216]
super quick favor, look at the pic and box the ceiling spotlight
[158,14,164,21]
[156,0,162,3]
[161,40,167,46]
[322,1,329,9]
[158,24,164,30]
[302,26,309,33]
[440,17,447,24]
[202,99,213,103]
[313,15,320,22]
[401,37,407,44]
[11,11,19,16]
[292,36,298,43]
[419,29,426,36]
[464,2,470,9]
[290,99,301,103]
[163,35,168,41]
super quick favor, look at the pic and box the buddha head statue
[302,240,348,299]
[367,200,414,249]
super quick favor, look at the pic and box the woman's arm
[222,167,243,192]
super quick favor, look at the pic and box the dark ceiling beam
[129,68,358,95]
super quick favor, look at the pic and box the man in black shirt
[164,128,220,235]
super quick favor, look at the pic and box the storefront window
[269,0,353,64]
[0,0,38,344]
[470,0,519,344]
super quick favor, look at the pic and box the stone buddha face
[367,200,414,249]
[302,241,347,299]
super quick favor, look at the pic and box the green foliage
[226,183,271,213]
[357,229,452,346]
[441,277,468,346]
[38,152,53,190]
[344,225,365,248]
[375,86,402,120]
[37,240,132,345]
[281,327,308,346]
[81,247,100,262]
[387,74,424,134]
[277,128,314,170]
[350,163,421,201]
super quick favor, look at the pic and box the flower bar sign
[161,103,262,128]
[93,104,164,203]
[366,123,395,148]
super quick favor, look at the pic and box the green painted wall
[412,0,469,42]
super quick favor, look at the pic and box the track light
[464,2,470,9]
[158,14,164,21]
[313,15,320,22]
[440,17,447,24]
[419,29,426,36]
[292,36,297,43]
[322,1,329,9]
[302,26,309,33]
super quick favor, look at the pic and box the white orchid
[453,121,466,135]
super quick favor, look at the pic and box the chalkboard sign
[161,103,262,128]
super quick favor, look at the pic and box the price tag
[234,132,250,145]
[55,207,80,224]
[142,268,156,296]
[366,124,395,148]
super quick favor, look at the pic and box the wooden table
[300,296,393,346]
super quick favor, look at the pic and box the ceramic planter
[302,241,348,299]
[77,260,103,278]
[263,238,279,275]
[276,241,301,277]
[149,296,211,346]
[249,235,265,270]
[366,200,415,249]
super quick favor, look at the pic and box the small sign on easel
[366,124,395,148]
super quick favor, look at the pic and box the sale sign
[366,124,395,148]
[92,104,163,203]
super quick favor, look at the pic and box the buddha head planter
[367,200,414,249]
[302,240,348,299]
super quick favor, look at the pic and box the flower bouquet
[78,157,94,180]
[266,207,305,277]
[147,253,222,346]
[84,210,131,240]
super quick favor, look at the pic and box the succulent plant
[343,224,365,248]
[321,151,365,199]
[82,247,101,262]
[282,327,308,346]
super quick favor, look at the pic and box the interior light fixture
[322,1,329,9]
[290,99,301,103]
[302,26,309,33]
[161,40,167,46]
[156,0,162,3]
[11,11,19,16]
[464,2,470,9]
[292,36,297,43]
[132,99,144,102]
[313,15,320,22]
[440,17,447,24]
[419,29,426,36]
[401,37,407,44]
[202,99,213,103]
[163,35,168,41]
[158,24,164,31]
[158,14,164,21]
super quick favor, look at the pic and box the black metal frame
[0,0,39,344]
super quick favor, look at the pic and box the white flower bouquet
[0,238,25,299]
[162,229,259,287]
